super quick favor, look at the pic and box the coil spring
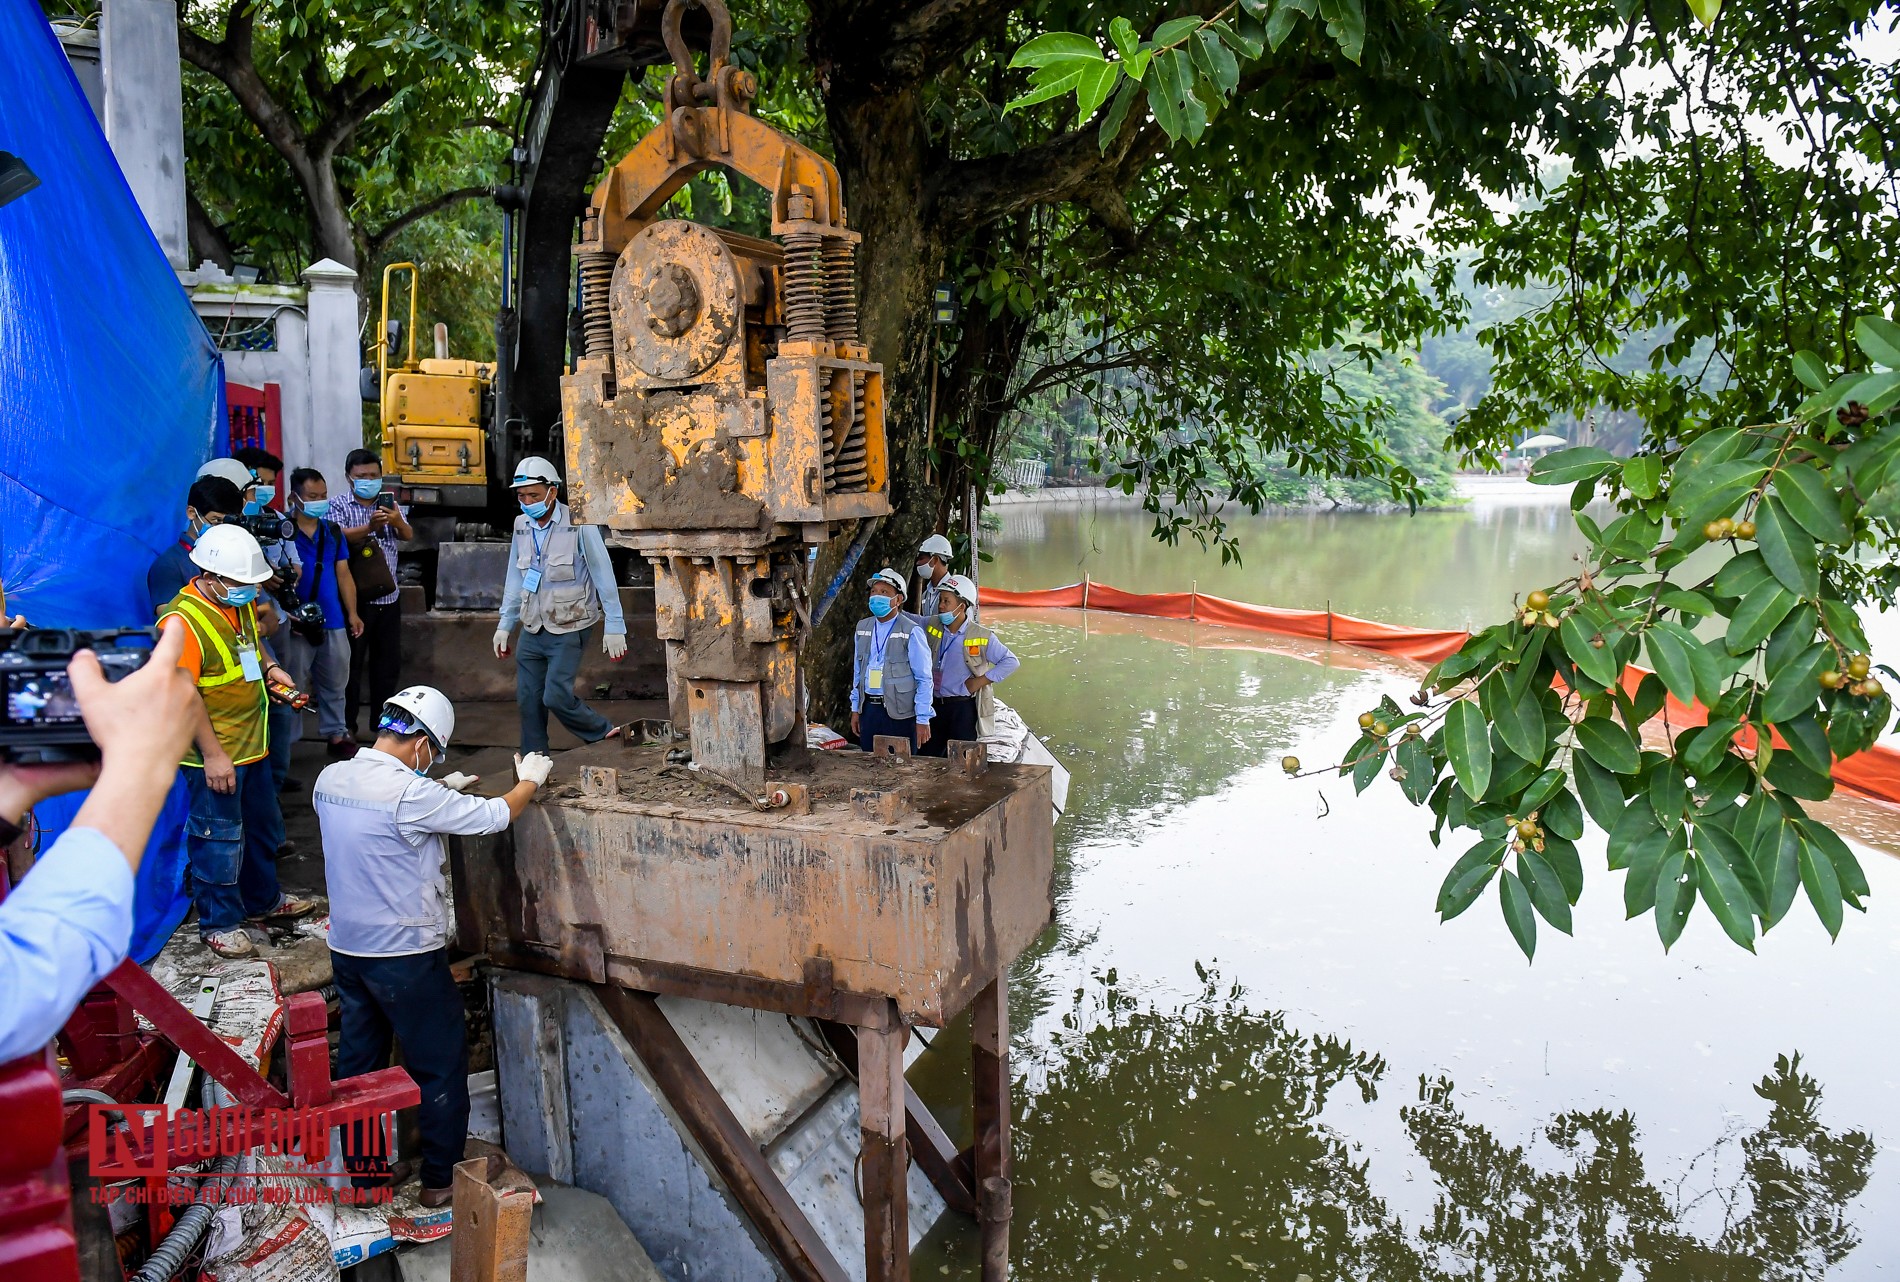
[783,231,827,342]
[579,252,617,359]
[823,239,858,344]
[820,368,838,491]
[833,371,869,492]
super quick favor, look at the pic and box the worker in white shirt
[314,685,554,1207]
[913,533,954,620]
[921,574,1019,755]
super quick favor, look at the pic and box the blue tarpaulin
[1,0,224,959]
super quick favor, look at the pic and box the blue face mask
[353,478,384,500]
[521,498,551,520]
[300,497,331,520]
[868,595,894,620]
[254,484,275,506]
[938,611,959,628]
[218,582,259,606]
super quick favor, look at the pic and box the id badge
[521,567,543,594]
[867,666,883,693]
[238,648,263,682]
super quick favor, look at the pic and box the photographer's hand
[0,760,100,826]
[70,621,198,868]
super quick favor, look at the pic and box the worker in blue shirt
[849,567,934,752]
[493,457,628,753]
[0,622,201,1063]
[146,474,245,620]
[921,574,1019,755]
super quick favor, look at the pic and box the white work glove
[439,772,479,793]
[604,632,627,661]
[493,628,511,659]
[514,752,553,787]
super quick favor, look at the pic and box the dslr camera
[227,512,293,544]
[270,586,328,644]
[0,628,153,762]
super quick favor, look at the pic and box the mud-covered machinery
[559,0,886,785]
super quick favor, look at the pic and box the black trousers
[857,699,918,752]
[347,598,402,735]
[920,695,978,756]
[331,948,468,1189]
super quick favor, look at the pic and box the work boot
[201,928,255,959]
[251,893,319,922]
[279,775,303,794]
[327,735,359,759]
[276,839,298,859]
[419,1185,453,1209]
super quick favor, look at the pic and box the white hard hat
[381,685,456,751]
[188,524,271,583]
[869,567,907,594]
[197,458,255,490]
[917,534,953,559]
[510,456,561,487]
[940,574,979,606]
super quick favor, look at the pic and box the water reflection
[919,977,1874,1280]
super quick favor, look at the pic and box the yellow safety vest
[161,588,270,767]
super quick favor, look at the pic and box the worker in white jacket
[314,685,553,1207]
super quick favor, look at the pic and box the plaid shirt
[328,494,404,606]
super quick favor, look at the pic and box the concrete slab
[393,1180,668,1282]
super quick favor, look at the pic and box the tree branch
[931,113,1165,227]
[366,185,495,252]
[186,188,236,272]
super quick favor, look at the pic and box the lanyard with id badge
[522,522,550,594]
[867,618,895,695]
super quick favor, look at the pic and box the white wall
[101,0,186,270]
[302,258,364,478]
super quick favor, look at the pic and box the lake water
[909,485,1900,1279]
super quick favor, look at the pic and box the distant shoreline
[991,473,1560,510]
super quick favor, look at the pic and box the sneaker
[279,776,303,794]
[419,1185,454,1209]
[276,839,298,859]
[251,893,319,922]
[202,929,255,958]
[326,736,359,759]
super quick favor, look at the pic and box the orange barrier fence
[979,578,1900,809]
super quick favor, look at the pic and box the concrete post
[100,0,186,270]
[302,258,364,478]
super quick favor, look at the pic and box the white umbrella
[1517,433,1569,451]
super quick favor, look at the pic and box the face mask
[353,478,384,500]
[254,484,275,506]
[187,512,215,540]
[868,595,894,620]
[413,742,435,778]
[521,498,551,520]
[916,561,931,577]
[300,498,331,520]
[938,611,959,628]
[243,499,262,515]
[217,582,259,606]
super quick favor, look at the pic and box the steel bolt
[643,262,702,337]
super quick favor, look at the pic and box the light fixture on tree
[931,281,958,325]
[0,152,40,209]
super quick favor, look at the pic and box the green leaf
[1791,350,1829,391]
[1820,599,1870,655]
[1684,718,1741,775]
[1499,870,1537,961]
[1606,796,1662,869]
[1725,579,1797,654]
[1853,314,1900,369]
[1097,76,1141,150]
[1529,446,1619,486]
[1751,810,1803,928]
[1694,828,1757,950]
[1754,496,1819,598]
[1798,834,1844,940]
[1444,699,1492,803]
[1772,463,1851,546]
[1575,716,1640,775]
[1006,63,1091,113]
[1686,0,1721,27]
[1320,0,1365,62]
[1071,60,1122,126]
[1644,625,1699,708]
[1573,752,1625,831]
[1712,549,1773,600]
[1542,788,1584,841]
[1215,17,1265,59]
[1774,712,1833,776]
[1437,838,1502,920]
[1623,824,1673,918]
[1763,747,1834,801]
[1797,819,1870,908]
[1264,1,1302,50]
[1654,844,1695,949]
[1761,641,1829,724]
[1482,674,1544,764]
[1395,734,1435,805]
[1190,30,1239,92]
[1518,848,1573,934]
[1351,737,1387,794]
[1518,767,1566,814]
[1108,15,1140,59]
[1152,16,1204,46]
[1648,757,1688,830]
[1143,55,1183,137]
[1623,455,1662,499]
[1010,32,1104,67]
[1559,614,1622,688]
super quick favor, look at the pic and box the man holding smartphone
[332,449,412,740]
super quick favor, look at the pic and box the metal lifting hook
[661,0,733,98]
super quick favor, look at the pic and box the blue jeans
[267,702,295,790]
[332,949,468,1189]
[516,627,613,753]
[184,761,283,932]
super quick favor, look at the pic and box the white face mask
[412,741,435,777]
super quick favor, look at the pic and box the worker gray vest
[854,613,923,719]
[314,753,453,957]
[513,506,600,634]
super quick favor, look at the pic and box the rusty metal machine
[560,0,886,788]
[452,5,1055,1282]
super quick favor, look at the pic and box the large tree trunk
[800,70,953,728]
